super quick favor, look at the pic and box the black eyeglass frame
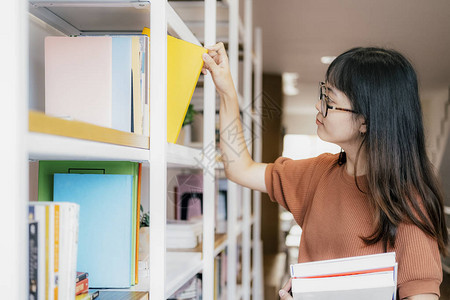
[319,82,358,118]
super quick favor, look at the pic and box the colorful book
[76,272,89,283]
[76,278,89,296]
[53,173,133,288]
[142,28,207,143]
[75,290,99,300]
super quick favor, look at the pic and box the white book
[57,202,80,300]
[291,253,397,300]
[291,252,396,278]
[31,203,59,300]
[292,271,395,300]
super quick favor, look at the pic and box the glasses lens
[319,83,327,117]
[321,97,327,117]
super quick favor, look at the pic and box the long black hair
[327,47,448,254]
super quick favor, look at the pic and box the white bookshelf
[2,0,263,299]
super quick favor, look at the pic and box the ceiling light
[321,56,336,64]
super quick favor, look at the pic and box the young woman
[202,44,448,299]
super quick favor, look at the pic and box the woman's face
[315,84,365,149]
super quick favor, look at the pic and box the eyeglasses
[319,82,358,118]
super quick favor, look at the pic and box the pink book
[45,36,112,128]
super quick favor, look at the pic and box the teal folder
[39,161,138,284]
[53,173,133,288]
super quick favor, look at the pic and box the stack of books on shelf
[167,218,203,249]
[75,272,89,298]
[33,161,143,289]
[43,29,206,144]
[45,35,148,135]
[290,252,398,300]
[168,274,202,300]
[28,202,80,300]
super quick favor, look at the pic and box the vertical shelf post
[227,0,239,298]
[0,0,28,299]
[203,0,217,299]
[149,0,168,299]
[242,0,253,298]
[252,26,264,300]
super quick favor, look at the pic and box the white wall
[421,87,450,166]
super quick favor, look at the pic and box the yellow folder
[142,28,207,144]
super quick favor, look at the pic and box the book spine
[75,278,89,296]
[76,272,88,284]
[29,221,39,299]
[46,205,52,300]
[69,205,80,298]
[32,205,46,300]
[54,204,60,300]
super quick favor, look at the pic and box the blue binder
[53,173,133,288]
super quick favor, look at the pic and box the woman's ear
[359,117,367,134]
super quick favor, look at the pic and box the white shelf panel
[29,0,203,46]
[165,252,203,298]
[28,132,149,161]
[214,236,228,257]
[167,143,203,168]
[166,2,201,46]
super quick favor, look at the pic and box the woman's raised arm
[202,42,267,193]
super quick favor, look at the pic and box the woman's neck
[343,147,367,177]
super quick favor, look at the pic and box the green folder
[38,161,139,285]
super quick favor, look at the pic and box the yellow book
[142,28,207,143]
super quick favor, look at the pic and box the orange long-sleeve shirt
[265,153,442,299]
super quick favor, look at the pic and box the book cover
[142,28,207,143]
[38,160,139,285]
[45,36,113,128]
[53,173,133,288]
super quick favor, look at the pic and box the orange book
[75,278,89,296]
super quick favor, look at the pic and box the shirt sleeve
[264,153,336,226]
[394,222,442,299]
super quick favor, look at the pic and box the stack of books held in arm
[290,252,397,300]
[167,218,203,249]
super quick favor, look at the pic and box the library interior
[2,0,450,299]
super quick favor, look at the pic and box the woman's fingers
[202,53,218,73]
[282,278,292,291]
[279,289,293,300]
[206,42,228,59]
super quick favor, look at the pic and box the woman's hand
[279,278,294,300]
[202,42,236,97]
